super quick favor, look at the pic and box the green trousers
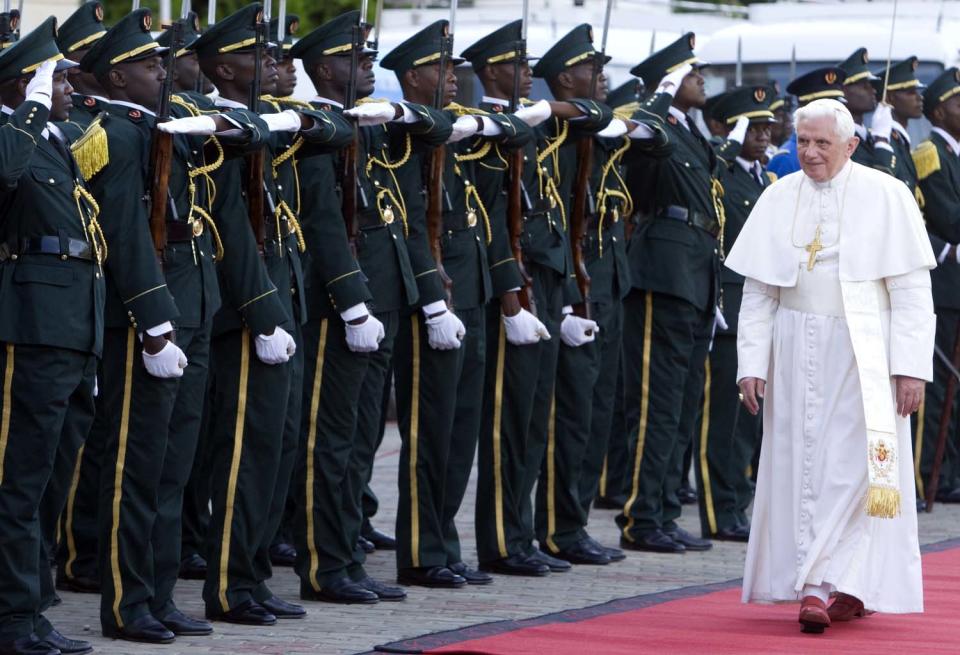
[0,343,96,641]
[593,364,629,505]
[294,317,370,590]
[202,328,290,612]
[693,333,761,537]
[616,290,713,540]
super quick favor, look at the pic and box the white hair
[794,98,856,141]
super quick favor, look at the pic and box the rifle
[925,323,960,512]
[147,2,188,256]
[506,1,536,315]
[426,4,457,307]
[246,1,269,246]
[569,0,612,323]
[341,0,369,258]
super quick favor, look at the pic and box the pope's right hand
[738,377,765,416]
[502,308,551,345]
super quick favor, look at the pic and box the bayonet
[132,0,140,10]
[370,0,383,51]
[207,0,216,26]
[735,36,742,86]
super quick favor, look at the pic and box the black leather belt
[166,221,196,243]
[657,205,719,237]
[18,236,93,261]
[357,209,386,230]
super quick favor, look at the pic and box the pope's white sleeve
[736,277,780,383]
[885,269,935,382]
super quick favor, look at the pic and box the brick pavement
[47,423,960,654]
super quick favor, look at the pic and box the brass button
[684,162,690,167]
[291,287,296,294]
[61,254,68,261]
[743,200,750,206]
[48,178,55,184]
[10,254,16,260]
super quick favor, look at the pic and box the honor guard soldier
[836,47,894,171]
[156,11,209,96]
[288,10,451,604]
[874,56,925,201]
[694,85,775,543]
[188,1,349,625]
[768,66,846,178]
[0,20,102,655]
[56,1,109,134]
[618,33,745,554]
[385,19,534,588]
[912,69,960,505]
[764,84,791,164]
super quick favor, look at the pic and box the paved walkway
[49,423,960,654]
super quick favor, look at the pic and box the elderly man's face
[796,115,858,182]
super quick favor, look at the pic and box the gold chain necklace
[790,165,853,271]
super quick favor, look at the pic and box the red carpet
[372,539,960,655]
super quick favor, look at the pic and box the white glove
[25,59,55,108]
[141,341,188,379]
[344,314,385,353]
[343,102,397,126]
[513,99,552,128]
[425,310,465,350]
[560,313,599,347]
[870,103,894,141]
[728,116,749,144]
[597,118,629,139]
[503,309,551,346]
[255,326,296,364]
[448,115,480,143]
[157,115,218,135]
[260,109,302,133]
[657,63,693,95]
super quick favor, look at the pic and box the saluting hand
[25,59,56,106]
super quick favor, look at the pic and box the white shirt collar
[214,96,247,110]
[482,95,509,107]
[0,105,12,115]
[892,120,910,145]
[313,96,343,109]
[110,99,156,117]
[669,106,689,130]
[932,127,960,156]
[736,156,762,175]
[853,122,867,140]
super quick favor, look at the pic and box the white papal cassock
[726,160,936,614]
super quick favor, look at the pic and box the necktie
[48,133,74,170]
[753,163,764,187]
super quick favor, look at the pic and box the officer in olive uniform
[156,12,207,95]
[837,48,889,170]
[288,10,450,604]
[767,66,846,177]
[0,19,101,655]
[693,86,774,542]
[874,57,925,199]
[617,33,741,553]
[913,69,960,504]
[56,1,109,135]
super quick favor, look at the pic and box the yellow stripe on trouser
[699,360,717,535]
[109,329,136,627]
[409,315,422,568]
[219,331,251,611]
[622,292,653,541]
[599,456,608,498]
[492,324,508,557]
[305,320,328,591]
[545,399,558,552]
[63,443,86,577]
[0,344,13,486]
[914,397,925,500]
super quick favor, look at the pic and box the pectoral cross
[805,225,823,271]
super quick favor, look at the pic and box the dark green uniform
[0,24,104,650]
[617,33,740,549]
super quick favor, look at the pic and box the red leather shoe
[798,596,831,634]
[828,593,867,621]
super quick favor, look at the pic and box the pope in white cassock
[726,98,935,634]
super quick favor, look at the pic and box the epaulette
[356,97,391,105]
[277,96,314,110]
[259,95,281,112]
[70,115,109,181]
[913,140,940,181]
[445,102,488,117]
[172,93,218,115]
[613,101,640,122]
[765,171,778,184]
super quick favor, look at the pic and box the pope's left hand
[895,375,924,417]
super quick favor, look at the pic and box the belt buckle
[191,219,204,237]
[382,206,395,224]
[466,210,477,227]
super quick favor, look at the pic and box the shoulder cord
[73,184,108,265]
[595,136,633,256]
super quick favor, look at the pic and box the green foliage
[99,0,365,32]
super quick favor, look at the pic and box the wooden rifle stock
[246,149,266,246]
[148,130,173,255]
[427,144,453,306]
[507,148,536,315]
[341,133,359,257]
[569,137,593,320]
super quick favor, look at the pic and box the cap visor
[55,58,79,72]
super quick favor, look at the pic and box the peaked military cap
[289,10,376,64]
[606,78,642,109]
[703,90,732,122]
[711,85,776,125]
[768,80,787,112]
[189,3,268,59]
[873,56,925,94]
[0,9,20,50]
[380,20,463,76]
[922,67,960,117]
[269,13,300,53]
[79,8,167,79]
[56,1,107,55]
[531,23,609,80]
[630,32,705,88]
[459,20,539,71]
[156,11,202,57]
[0,16,77,83]
[837,47,878,85]
[786,67,846,106]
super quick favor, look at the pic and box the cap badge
[142,13,152,31]
[94,3,105,22]
[825,71,837,85]
[754,87,766,102]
